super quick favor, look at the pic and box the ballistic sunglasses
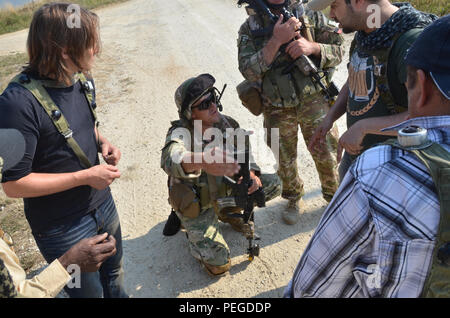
[190,85,227,111]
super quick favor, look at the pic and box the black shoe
[163,209,181,236]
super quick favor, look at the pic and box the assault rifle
[237,0,339,104]
[217,129,265,261]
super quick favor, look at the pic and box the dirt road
[0,0,351,297]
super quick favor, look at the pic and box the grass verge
[0,52,27,92]
[0,0,129,36]
[322,1,448,17]
[409,0,449,17]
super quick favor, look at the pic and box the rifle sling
[11,74,97,169]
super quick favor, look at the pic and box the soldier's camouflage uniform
[161,115,281,268]
[237,1,343,202]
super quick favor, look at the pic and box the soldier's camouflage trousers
[263,92,339,202]
[175,173,281,267]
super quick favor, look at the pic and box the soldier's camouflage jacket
[237,0,344,108]
[161,115,260,212]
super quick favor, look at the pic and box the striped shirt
[285,116,450,298]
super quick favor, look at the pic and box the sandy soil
[0,0,353,298]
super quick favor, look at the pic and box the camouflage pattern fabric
[175,207,230,266]
[175,173,281,266]
[237,2,343,202]
[263,93,339,202]
[216,172,281,239]
[237,3,344,102]
[161,116,281,266]
[0,254,18,298]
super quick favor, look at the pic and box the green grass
[0,0,129,36]
[322,1,448,17]
[409,0,449,17]
[0,52,28,93]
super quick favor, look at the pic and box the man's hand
[238,170,262,195]
[100,139,121,166]
[308,116,334,152]
[202,147,240,177]
[337,123,365,162]
[272,14,302,46]
[82,165,121,190]
[286,37,321,59]
[58,233,117,272]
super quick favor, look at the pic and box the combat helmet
[174,73,225,121]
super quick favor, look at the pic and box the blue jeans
[34,193,128,298]
[338,151,354,182]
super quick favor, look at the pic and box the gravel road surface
[0,0,352,298]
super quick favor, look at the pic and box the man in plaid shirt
[285,14,450,298]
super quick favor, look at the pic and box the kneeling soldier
[161,74,281,275]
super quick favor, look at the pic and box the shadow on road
[122,187,327,297]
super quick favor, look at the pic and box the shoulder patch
[248,15,262,31]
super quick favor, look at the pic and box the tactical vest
[246,5,323,108]
[10,73,99,169]
[385,139,450,297]
[165,120,234,215]
[350,28,423,115]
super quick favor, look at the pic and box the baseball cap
[174,74,216,120]
[306,0,334,11]
[405,14,450,100]
[0,129,25,173]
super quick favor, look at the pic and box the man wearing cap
[308,0,438,180]
[285,15,450,297]
[161,74,281,275]
[238,0,344,225]
[0,129,118,298]
[0,3,127,298]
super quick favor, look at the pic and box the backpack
[385,138,450,297]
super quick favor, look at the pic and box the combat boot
[203,259,231,276]
[282,198,305,225]
[218,207,252,238]
[162,209,181,236]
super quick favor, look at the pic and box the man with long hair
[0,3,127,298]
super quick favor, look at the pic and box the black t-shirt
[0,73,110,233]
[346,29,422,161]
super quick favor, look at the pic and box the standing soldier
[237,0,344,225]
